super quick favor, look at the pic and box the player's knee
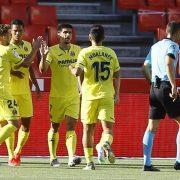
[10,120,19,129]
[83,124,94,135]
[102,125,113,134]
[50,127,59,133]
[50,122,60,132]
[148,126,158,133]
[50,126,59,133]
[21,125,30,132]
[103,129,113,135]
[66,122,76,131]
[147,120,159,132]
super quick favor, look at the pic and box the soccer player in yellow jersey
[39,24,81,167]
[0,24,42,163]
[1,19,41,166]
[69,25,121,170]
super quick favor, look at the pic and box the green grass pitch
[0,157,179,180]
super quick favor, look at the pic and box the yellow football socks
[15,128,29,154]
[5,133,15,160]
[48,130,59,161]
[84,148,93,163]
[66,131,77,159]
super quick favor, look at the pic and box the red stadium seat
[156,28,167,40]
[138,10,167,31]
[118,0,147,10]
[47,26,59,46]
[0,0,10,5]
[22,25,47,43]
[30,5,57,26]
[168,8,180,22]
[48,26,76,46]
[1,5,29,24]
[147,0,175,10]
[11,0,37,5]
[176,0,180,7]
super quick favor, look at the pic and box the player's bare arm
[166,55,177,101]
[142,62,151,84]
[10,69,24,79]
[15,36,43,69]
[78,71,84,97]
[69,65,83,77]
[29,66,41,98]
[39,41,49,73]
[113,70,120,105]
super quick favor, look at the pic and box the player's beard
[64,37,71,44]
[65,41,70,45]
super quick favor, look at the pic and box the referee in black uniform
[142,21,180,171]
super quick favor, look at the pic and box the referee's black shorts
[149,81,180,119]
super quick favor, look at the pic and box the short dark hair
[58,24,73,32]
[90,25,104,43]
[11,19,24,28]
[0,24,11,36]
[166,21,180,37]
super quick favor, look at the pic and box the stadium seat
[48,26,76,46]
[30,5,57,26]
[11,0,37,5]
[22,25,47,43]
[117,0,147,10]
[1,5,29,24]
[47,26,59,46]
[168,8,180,22]
[156,28,166,40]
[138,10,167,31]
[147,0,175,10]
[176,0,180,7]
[0,0,10,5]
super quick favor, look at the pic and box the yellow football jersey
[46,44,81,98]
[10,40,32,95]
[0,44,23,99]
[76,45,120,100]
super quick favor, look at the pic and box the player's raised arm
[14,36,43,69]
[29,66,41,98]
[39,41,49,73]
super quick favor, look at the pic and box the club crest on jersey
[24,46,28,52]
[70,51,75,57]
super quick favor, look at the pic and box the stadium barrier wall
[1,79,180,157]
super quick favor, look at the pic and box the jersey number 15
[92,61,110,82]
